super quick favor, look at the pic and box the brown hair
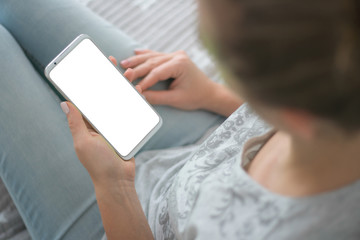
[207,0,360,131]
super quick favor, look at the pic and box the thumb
[60,102,89,140]
[142,90,177,106]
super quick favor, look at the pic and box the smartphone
[44,34,162,160]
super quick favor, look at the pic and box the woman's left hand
[61,102,154,239]
[60,101,135,187]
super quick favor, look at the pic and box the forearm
[203,82,243,117]
[94,181,154,240]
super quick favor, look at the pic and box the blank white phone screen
[49,39,160,157]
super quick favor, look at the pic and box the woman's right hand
[110,50,219,111]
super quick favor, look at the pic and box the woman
[1,0,359,239]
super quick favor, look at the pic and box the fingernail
[60,102,69,115]
[121,60,129,66]
[135,85,142,93]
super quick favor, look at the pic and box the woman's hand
[110,49,219,111]
[61,102,153,239]
[60,101,135,187]
[110,49,243,116]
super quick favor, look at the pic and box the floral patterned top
[107,104,360,240]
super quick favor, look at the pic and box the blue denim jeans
[0,0,224,239]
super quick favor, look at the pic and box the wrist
[200,81,220,110]
[94,178,136,205]
[203,82,243,117]
[94,177,153,240]
[88,157,136,189]
[93,176,135,192]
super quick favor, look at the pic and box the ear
[280,109,316,141]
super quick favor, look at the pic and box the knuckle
[173,51,190,64]
[146,58,157,67]
[150,68,160,76]
[173,57,188,68]
[68,120,75,130]
[176,50,187,56]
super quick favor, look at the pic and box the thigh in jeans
[0,0,225,152]
[0,24,104,240]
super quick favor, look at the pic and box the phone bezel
[44,34,162,160]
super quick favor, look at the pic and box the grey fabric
[0,178,28,240]
[7,231,31,240]
[130,104,360,240]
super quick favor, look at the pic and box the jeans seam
[21,48,45,74]
[21,47,66,101]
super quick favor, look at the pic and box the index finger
[137,61,177,91]
[121,52,162,68]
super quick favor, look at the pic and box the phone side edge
[121,115,163,160]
